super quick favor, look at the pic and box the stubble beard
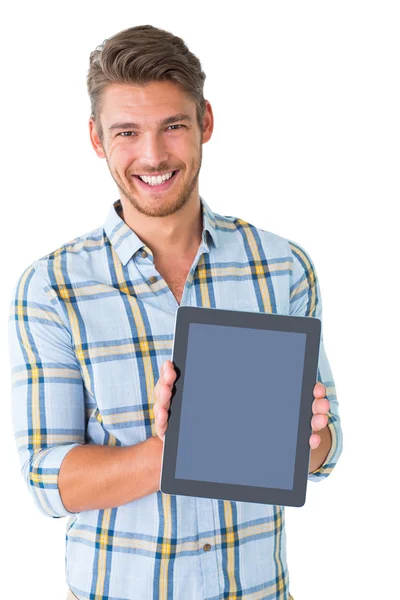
[106,144,203,219]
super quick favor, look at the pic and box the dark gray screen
[174,322,307,490]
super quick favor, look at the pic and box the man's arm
[288,240,343,481]
[58,436,163,512]
[8,262,163,518]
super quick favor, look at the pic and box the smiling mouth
[133,170,179,187]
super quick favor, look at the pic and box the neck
[119,194,203,258]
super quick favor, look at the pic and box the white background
[1,1,399,599]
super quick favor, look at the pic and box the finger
[162,361,177,386]
[312,397,330,415]
[156,406,169,426]
[161,360,173,374]
[154,362,176,413]
[311,413,328,432]
[156,383,172,412]
[154,365,175,437]
[313,382,326,399]
[155,407,169,439]
[309,432,321,449]
[154,380,174,424]
[158,361,176,387]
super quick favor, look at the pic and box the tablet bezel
[160,306,321,507]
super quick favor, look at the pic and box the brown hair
[87,24,207,142]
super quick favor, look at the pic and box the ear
[89,118,106,158]
[202,100,214,144]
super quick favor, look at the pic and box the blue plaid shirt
[8,197,342,600]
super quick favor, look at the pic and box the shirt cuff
[24,443,83,518]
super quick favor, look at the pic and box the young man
[8,25,342,600]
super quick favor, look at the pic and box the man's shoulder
[215,209,316,281]
[217,209,296,257]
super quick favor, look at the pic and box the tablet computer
[160,306,321,507]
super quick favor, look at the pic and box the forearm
[59,435,163,512]
[309,425,332,474]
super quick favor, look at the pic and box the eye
[167,124,185,131]
[117,131,136,137]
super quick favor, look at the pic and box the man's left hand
[310,382,330,449]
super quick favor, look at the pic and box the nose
[139,132,169,166]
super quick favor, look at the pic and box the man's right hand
[153,360,177,441]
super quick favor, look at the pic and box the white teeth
[139,171,174,185]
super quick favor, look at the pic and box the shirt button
[203,543,211,552]
[140,250,148,258]
[148,276,158,284]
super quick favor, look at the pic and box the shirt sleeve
[8,262,86,517]
[288,240,343,482]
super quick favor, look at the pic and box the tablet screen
[174,322,307,491]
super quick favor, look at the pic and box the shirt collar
[103,196,219,266]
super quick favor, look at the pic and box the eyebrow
[108,113,193,132]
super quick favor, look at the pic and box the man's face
[89,81,213,218]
